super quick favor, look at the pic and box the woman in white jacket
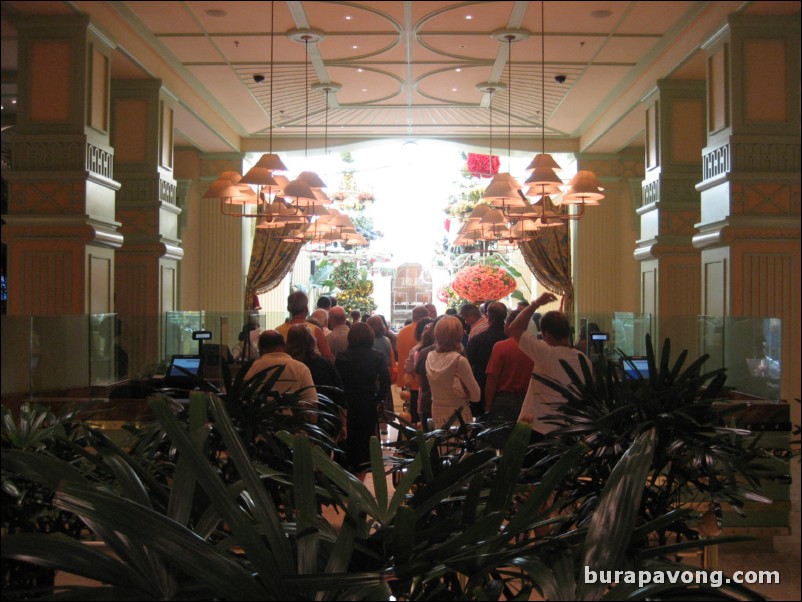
[425,316,481,427]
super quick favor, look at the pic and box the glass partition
[1,312,781,402]
[699,316,782,401]
[572,313,782,401]
[571,312,653,364]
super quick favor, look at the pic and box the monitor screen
[623,357,650,379]
[168,355,201,378]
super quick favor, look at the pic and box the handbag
[451,354,470,400]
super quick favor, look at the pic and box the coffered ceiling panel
[1,1,799,156]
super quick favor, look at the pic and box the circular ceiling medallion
[287,29,326,44]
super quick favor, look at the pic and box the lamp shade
[465,203,493,221]
[252,153,288,172]
[525,182,563,199]
[298,170,327,189]
[343,233,368,246]
[481,173,526,207]
[203,172,242,198]
[525,153,562,172]
[525,165,563,187]
[220,184,258,205]
[283,178,317,205]
[240,166,279,187]
[562,170,604,205]
[478,208,508,226]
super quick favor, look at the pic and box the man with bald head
[310,308,331,335]
[326,306,350,359]
[244,330,317,408]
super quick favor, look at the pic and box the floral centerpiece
[451,264,516,303]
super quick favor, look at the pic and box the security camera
[253,74,265,83]
[554,74,567,84]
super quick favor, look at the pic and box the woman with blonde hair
[424,316,481,427]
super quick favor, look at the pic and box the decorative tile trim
[733,142,801,173]
[703,143,730,180]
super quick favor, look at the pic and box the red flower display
[451,265,516,303]
[467,153,500,178]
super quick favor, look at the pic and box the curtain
[519,225,574,315]
[244,226,303,310]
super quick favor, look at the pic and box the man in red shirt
[483,309,534,447]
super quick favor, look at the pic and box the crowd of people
[241,290,589,479]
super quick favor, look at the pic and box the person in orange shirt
[395,305,429,424]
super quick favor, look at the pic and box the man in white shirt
[460,303,488,340]
[244,330,317,409]
[507,292,589,436]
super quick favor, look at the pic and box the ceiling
[1,1,800,157]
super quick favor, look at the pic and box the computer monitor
[622,357,650,379]
[163,355,202,388]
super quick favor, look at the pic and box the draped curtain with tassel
[519,225,574,315]
[244,226,303,310]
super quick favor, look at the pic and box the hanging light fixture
[274,29,332,243]
[208,2,288,221]
[480,30,529,216]
[470,29,548,249]
[306,83,366,252]
[525,1,604,223]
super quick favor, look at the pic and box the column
[176,152,249,314]
[635,80,706,354]
[572,152,643,319]
[111,79,182,375]
[4,15,121,316]
[694,14,800,402]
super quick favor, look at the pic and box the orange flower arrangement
[451,265,516,303]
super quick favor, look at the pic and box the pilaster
[572,152,643,318]
[635,80,706,353]
[111,79,183,373]
[694,14,801,401]
[3,14,121,316]
[176,153,248,313]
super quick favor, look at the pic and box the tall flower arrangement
[451,265,516,303]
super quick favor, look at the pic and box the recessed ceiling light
[352,45,358,49]
[591,9,612,18]
[345,15,352,20]
[205,9,227,17]
[362,88,367,92]
[455,68,462,72]
[452,88,458,92]
[465,15,473,20]
[357,68,364,73]
[459,44,466,49]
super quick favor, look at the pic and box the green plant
[2,390,766,600]
[1,404,96,595]
[532,334,780,545]
[123,362,342,492]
